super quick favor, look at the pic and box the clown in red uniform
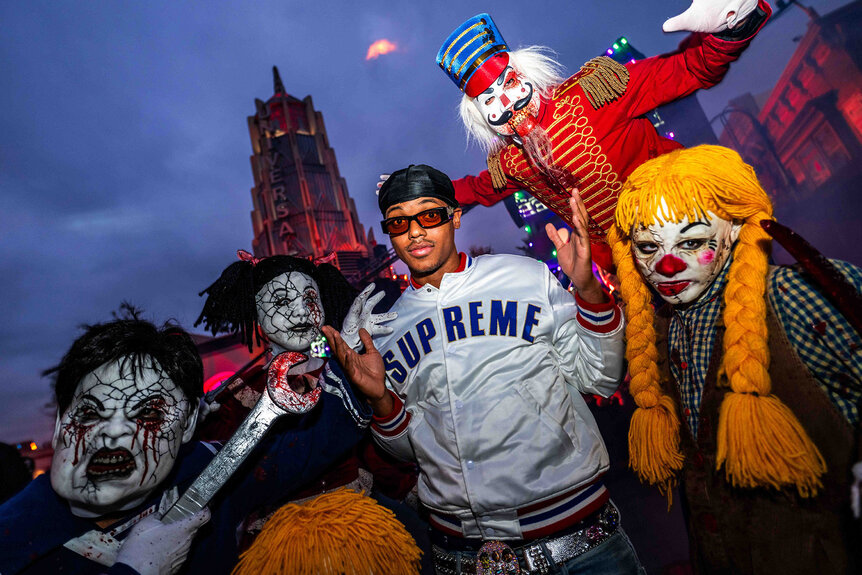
[435,0,772,266]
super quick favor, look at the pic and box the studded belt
[431,502,620,575]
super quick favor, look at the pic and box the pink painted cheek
[697,250,715,265]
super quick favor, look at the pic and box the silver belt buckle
[476,540,520,574]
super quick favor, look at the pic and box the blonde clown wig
[609,145,825,498]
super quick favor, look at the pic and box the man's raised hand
[545,188,606,304]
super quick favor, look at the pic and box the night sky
[1,0,852,444]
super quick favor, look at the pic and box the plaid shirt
[668,259,862,438]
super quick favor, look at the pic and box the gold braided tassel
[232,489,422,575]
[487,150,508,190]
[578,56,630,109]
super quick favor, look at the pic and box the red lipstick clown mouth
[86,448,136,481]
[656,281,691,296]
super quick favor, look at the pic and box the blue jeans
[555,528,646,575]
[434,527,645,575]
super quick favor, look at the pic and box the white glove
[115,490,210,575]
[852,461,862,518]
[375,174,390,196]
[198,397,220,421]
[663,0,759,33]
[341,283,397,351]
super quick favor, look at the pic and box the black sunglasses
[380,207,456,236]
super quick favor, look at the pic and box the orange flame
[366,39,397,60]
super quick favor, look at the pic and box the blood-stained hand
[341,284,397,351]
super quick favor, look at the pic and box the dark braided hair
[195,255,358,351]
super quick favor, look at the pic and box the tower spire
[272,66,286,96]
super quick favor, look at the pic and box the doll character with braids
[195,251,422,575]
[608,145,861,575]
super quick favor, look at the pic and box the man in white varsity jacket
[324,164,642,575]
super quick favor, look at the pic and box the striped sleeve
[371,389,411,438]
[574,292,622,333]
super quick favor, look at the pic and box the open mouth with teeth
[86,448,136,481]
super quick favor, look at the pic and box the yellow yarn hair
[612,145,825,498]
[232,489,422,575]
[609,224,684,494]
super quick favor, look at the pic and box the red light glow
[203,371,235,394]
[366,39,398,60]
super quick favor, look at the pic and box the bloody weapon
[161,351,320,523]
[761,219,862,337]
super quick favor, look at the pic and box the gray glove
[341,283,397,351]
[115,489,210,575]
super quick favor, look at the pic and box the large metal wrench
[161,351,321,523]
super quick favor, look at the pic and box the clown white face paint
[631,211,741,305]
[255,271,324,352]
[472,65,540,138]
[51,358,196,516]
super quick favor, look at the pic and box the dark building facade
[719,1,862,263]
[247,67,374,278]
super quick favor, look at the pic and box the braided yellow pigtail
[609,225,684,492]
[717,212,826,496]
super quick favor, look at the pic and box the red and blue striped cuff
[371,389,410,438]
[574,292,621,334]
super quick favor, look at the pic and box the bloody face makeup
[631,211,740,305]
[472,66,540,138]
[50,358,196,516]
[256,271,325,352]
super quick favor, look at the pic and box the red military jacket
[452,1,771,239]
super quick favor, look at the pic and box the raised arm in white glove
[114,490,210,575]
[663,0,760,33]
[341,283,397,351]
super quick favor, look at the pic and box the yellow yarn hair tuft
[613,145,825,498]
[609,225,683,493]
[232,489,422,575]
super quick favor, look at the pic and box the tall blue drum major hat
[436,13,510,98]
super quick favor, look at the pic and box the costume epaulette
[487,148,508,190]
[567,56,630,110]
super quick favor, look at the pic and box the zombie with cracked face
[609,145,862,575]
[1,314,378,573]
[49,321,202,517]
[51,356,197,516]
[195,252,359,400]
